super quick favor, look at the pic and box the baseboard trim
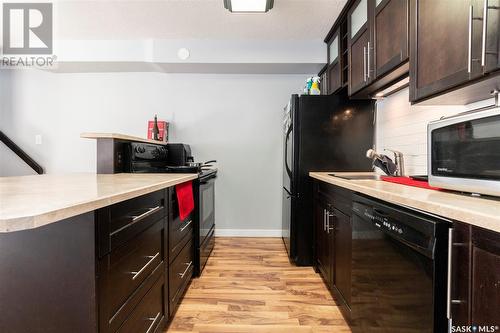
[214,229,282,237]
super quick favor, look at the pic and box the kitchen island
[0,173,198,333]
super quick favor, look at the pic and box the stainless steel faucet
[385,149,405,177]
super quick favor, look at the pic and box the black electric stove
[125,141,217,277]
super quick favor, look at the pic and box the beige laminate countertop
[310,172,500,233]
[0,173,198,233]
[81,132,167,145]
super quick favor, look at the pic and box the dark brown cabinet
[324,17,349,95]
[313,182,353,319]
[449,222,500,329]
[483,0,500,74]
[471,227,500,326]
[348,0,371,95]
[410,0,473,102]
[328,30,343,94]
[347,0,409,97]
[332,209,352,306]
[410,0,500,104]
[314,196,333,284]
[372,0,409,79]
[97,186,194,333]
[318,65,328,95]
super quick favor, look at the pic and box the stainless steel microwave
[428,105,500,197]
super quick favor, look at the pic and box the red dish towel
[176,181,194,221]
[381,176,442,191]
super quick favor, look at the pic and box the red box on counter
[147,120,169,142]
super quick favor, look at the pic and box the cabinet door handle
[110,205,163,236]
[367,41,371,79]
[482,0,488,66]
[446,228,453,319]
[132,205,162,222]
[480,0,500,66]
[468,5,473,73]
[363,46,367,82]
[145,312,161,333]
[130,252,160,281]
[325,210,334,234]
[180,219,193,232]
[178,261,193,279]
[323,209,327,231]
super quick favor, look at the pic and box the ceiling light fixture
[224,0,274,13]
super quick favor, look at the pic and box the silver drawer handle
[130,252,160,280]
[180,220,193,233]
[110,205,163,236]
[446,228,453,319]
[145,312,161,333]
[132,205,162,222]
[178,261,193,279]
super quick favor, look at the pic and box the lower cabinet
[313,181,353,319]
[333,209,351,306]
[449,222,500,330]
[314,195,333,284]
[98,185,195,333]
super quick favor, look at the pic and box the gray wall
[0,69,306,235]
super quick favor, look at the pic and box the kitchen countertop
[0,173,198,233]
[310,172,500,233]
[81,132,167,145]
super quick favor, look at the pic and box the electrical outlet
[35,135,42,145]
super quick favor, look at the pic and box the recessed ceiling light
[224,0,274,13]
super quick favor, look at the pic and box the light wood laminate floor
[166,237,351,333]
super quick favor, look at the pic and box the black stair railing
[0,131,44,174]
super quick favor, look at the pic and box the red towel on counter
[176,181,194,221]
[381,176,442,191]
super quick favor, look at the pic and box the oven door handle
[200,178,216,185]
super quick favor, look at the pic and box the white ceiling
[52,0,347,40]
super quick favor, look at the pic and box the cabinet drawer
[98,221,165,333]
[169,188,194,263]
[169,239,193,316]
[117,275,166,333]
[97,190,166,257]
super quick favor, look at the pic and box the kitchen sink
[329,174,380,180]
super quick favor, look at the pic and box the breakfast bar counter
[0,172,198,333]
[0,173,198,232]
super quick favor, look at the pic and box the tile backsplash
[375,88,495,176]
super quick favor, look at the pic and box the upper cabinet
[318,65,328,95]
[483,0,500,74]
[325,0,498,103]
[372,0,409,79]
[324,18,349,95]
[348,0,371,95]
[328,31,342,93]
[410,0,500,104]
[348,0,409,97]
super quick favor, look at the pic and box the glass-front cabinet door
[348,0,370,95]
[328,30,342,93]
[329,35,339,65]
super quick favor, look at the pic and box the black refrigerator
[282,90,375,266]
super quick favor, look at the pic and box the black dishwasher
[351,194,450,333]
